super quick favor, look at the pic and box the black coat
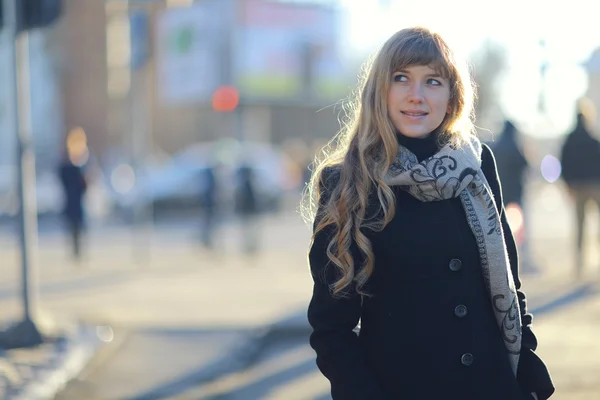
[560,118,600,187]
[491,122,528,205]
[307,139,554,400]
[58,160,87,223]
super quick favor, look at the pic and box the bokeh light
[110,164,136,194]
[505,203,524,233]
[540,155,562,183]
[212,86,240,112]
[96,326,114,343]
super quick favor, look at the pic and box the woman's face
[387,64,451,138]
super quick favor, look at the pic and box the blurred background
[0,0,599,399]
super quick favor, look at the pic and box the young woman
[304,27,555,399]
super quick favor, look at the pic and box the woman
[304,27,554,399]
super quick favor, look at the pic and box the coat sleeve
[307,167,386,400]
[481,144,555,400]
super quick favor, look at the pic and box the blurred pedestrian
[493,120,528,205]
[234,164,259,254]
[199,165,219,249]
[491,120,537,273]
[303,27,553,400]
[58,146,88,260]
[560,98,600,278]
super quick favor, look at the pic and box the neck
[396,130,439,162]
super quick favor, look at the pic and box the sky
[337,0,600,138]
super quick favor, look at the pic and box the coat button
[449,259,462,272]
[454,305,468,318]
[461,353,474,366]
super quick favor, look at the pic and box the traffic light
[0,0,63,31]
[212,86,240,112]
[20,0,63,31]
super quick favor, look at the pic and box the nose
[407,82,424,103]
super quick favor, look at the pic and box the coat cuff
[517,347,555,400]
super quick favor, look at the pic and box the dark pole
[0,0,43,349]
[129,4,153,262]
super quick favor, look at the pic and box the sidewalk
[1,209,599,399]
[531,284,600,399]
[1,213,316,399]
[167,277,600,400]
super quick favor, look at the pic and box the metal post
[129,5,152,263]
[0,0,43,349]
[15,22,40,326]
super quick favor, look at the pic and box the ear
[447,104,451,114]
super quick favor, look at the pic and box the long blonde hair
[302,27,477,297]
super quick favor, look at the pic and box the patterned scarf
[384,135,521,375]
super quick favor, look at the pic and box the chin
[399,130,431,139]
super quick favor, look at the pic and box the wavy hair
[302,27,477,297]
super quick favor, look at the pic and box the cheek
[388,85,406,102]
[444,92,451,113]
[387,88,398,106]
[437,95,451,115]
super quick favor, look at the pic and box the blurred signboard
[233,0,347,100]
[155,2,223,104]
[155,0,347,104]
[130,11,149,70]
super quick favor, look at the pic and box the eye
[427,78,442,86]
[393,74,408,82]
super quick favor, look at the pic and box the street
[0,0,599,398]
[1,185,599,399]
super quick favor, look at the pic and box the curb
[6,324,104,400]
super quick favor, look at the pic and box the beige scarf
[385,135,521,375]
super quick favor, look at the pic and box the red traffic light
[212,86,239,112]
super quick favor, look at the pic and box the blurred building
[57,0,109,164]
[0,24,64,170]
[585,47,600,132]
[52,0,350,167]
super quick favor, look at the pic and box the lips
[401,110,428,116]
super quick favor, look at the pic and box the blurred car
[0,165,63,219]
[106,140,299,218]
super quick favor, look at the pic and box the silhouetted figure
[493,121,528,206]
[492,120,536,273]
[560,107,600,277]
[58,154,87,260]
[199,166,218,249]
[235,165,259,254]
